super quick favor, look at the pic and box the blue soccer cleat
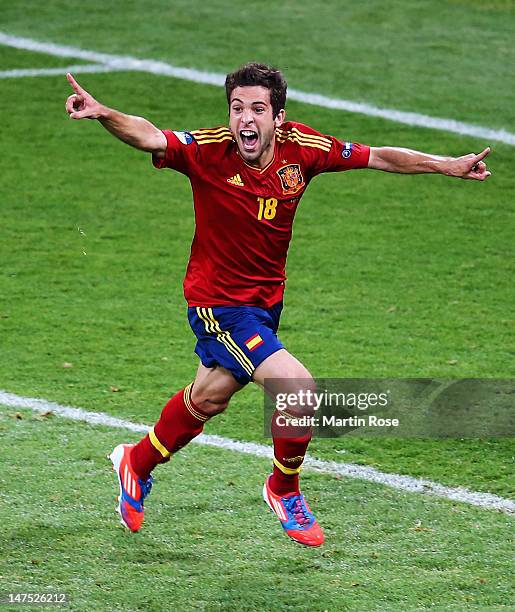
[263,475,324,546]
[109,443,153,532]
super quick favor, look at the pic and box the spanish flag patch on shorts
[245,333,264,351]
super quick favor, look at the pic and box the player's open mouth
[240,130,259,151]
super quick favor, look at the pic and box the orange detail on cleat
[263,475,324,547]
[109,444,153,532]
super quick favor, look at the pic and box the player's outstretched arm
[65,73,167,157]
[368,146,491,181]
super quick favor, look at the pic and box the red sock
[130,383,209,479]
[269,410,312,495]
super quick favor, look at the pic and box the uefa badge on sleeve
[173,131,194,145]
[342,142,353,158]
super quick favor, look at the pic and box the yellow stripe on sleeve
[194,136,234,145]
[276,132,331,152]
[290,126,331,146]
[191,126,232,137]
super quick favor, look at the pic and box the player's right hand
[65,73,104,119]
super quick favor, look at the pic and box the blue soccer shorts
[188,302,284,385]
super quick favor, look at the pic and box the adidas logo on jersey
[227,174,244,186]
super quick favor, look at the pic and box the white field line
[1,389,513,515]
[0,32,514,146]
[0,64,125,79]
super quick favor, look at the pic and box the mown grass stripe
[0,389,512,514]
[0,31,513,146]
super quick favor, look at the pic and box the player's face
[229,86,285,168]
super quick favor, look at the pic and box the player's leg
[254,348,315,494]
[253,349,324,546]
[110,363,243,532]
[133,362,243,478]
[186,303,323,544]
[110,303,254,532]
[131,362,243,476]
[191,362,245,415]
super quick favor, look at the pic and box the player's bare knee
[195,398,231,416]
[191,364,243,416]
[191,386,233,416]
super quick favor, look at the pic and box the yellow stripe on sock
[183,383,209,422]
[273,457,303,475]
[183,382,193,404]
[149,427,171,458]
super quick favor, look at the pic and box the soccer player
[65,63,490,547]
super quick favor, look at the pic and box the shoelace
[283,495,311,526]
[139,476,153,500]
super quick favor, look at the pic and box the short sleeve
[152,129,197,175]
[310,135,370,177]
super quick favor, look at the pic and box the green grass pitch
[1,1,514,609]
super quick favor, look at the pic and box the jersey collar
[235,142,277,175]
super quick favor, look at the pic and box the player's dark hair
[225,63,287,118]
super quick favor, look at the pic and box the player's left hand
[451,147,492,181]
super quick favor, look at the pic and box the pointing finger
[66,72,84,95]
[473,147,491,164]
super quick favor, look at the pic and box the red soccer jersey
[153,121,370,307]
